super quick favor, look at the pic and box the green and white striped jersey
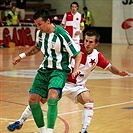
[36,25,80,72]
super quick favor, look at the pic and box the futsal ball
[53,16,58,20]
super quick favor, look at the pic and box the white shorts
[62,82,89,103]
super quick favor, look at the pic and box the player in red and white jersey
[7,29,130,133]
[60,1,84,45]
[63,29,130,133]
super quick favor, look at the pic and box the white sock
[81,102,94,132]
[39,126,46,133]
[18,105,32,125]
[47,128,54,133]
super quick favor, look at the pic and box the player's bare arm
[12,45,41,65]
[107,65,130,76]
[75,23,85,35]
[25,45,40,56]
[71,52,82,78]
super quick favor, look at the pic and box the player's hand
[119,71,131,76]
[71,69,79,79]
[75,31,80,36]
[12,56,22,65]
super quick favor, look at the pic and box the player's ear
[46,18,50,24]
[95,42,99,47]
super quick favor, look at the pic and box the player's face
[84,35,98,54]
[71,4,78,14]
[34,17,50,33]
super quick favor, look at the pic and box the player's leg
[20,98,46,125]
[47,89,59,133]
[77,91,94,133]
[18,105,31,124]
[29,93,47,133]
[62,83,94,133]
[29,70,49,133]
[7,105,31,131]
[46,70,68,133]
[7,98,47,132]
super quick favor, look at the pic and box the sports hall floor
[0,43,133,133]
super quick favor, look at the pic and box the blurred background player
[60,1,84,45]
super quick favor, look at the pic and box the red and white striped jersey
[62,11,84,44]
[67,44,111,85]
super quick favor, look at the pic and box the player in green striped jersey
[12,8,82,133]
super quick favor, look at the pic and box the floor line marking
[58,100,133,116]
[1,101,133,122]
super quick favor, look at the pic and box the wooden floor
[0,44,133,133]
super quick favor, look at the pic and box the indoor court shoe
[7,121,23,131]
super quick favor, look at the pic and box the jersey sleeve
[97,52,111,69]
[80,15,85,26]
[62,33,80,57]
[61,13,66,25]
[35,30,42,48]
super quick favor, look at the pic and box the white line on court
[0,101,133,122]
[58,100,133,116]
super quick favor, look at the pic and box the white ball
[53,16,58,20]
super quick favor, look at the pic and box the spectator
[60,1,84,45]
[83,6,91,27]
[3,0,12,18]
[16,0,26,21]
[82,6,92,38]
[0,0,4,26]
[6,6,19,25]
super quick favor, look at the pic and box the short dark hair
[70,1,79,9]
[84,29,100,42]
[33,8,51,22]
[83,6,88,10]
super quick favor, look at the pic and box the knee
[29,97,36,104]
[48,88,60,99]
[83,99,94,104]
[89,98,94,103]
[29,94,40,104]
